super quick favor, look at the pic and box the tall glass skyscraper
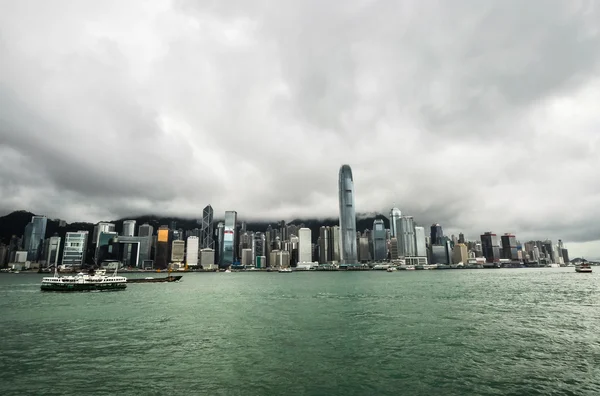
[221,211,237,268]
[201,205,214,249]
[25,216,47,261]
[372,219,387,261]
[389,207,401,237]
[338,164,358,265]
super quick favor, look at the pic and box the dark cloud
[1,0,600,256]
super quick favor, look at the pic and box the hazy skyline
[1,1,600,257]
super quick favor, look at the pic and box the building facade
[62,231,88,267]
[122,220,136,237]
[298,227,312,264]
[372,219,387,261]
[338,164,358,264]
[221,211,237,267]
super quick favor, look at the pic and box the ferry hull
[41,283,127,292]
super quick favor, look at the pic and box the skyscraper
[481,232,501,263]
[138,223,154,237]
[24,216,47,261]
[414,226,427,257]
[62,231,88,267]
[155,226,170,270]
[122,220,136,237]
[45,235,61,267]
[222,211,237,268]
[298,228,312,264]
[372,219,387,261]
[338,164,358,264]
[398,216,416,257]
[501,233,518,261]
[93,223,116,246]
[318,226,329,264]
[186,236,199,268]
[201,205,214,249]
[431,224,444,245]
[389,207,402,237]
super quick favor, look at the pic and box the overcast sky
[1,1,600,256]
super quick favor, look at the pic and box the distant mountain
[0,211,392,245]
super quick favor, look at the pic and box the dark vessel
[126,275,183,283]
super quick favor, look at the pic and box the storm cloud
[1,0,600,256]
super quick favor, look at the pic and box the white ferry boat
[575,263,592,273]
[278,267,293,273]
[41,268,127,292]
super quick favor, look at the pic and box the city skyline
[2,1,600,258]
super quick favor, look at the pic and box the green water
[1,268,600,395]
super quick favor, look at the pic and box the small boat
[386,267,397,272]
[575,263,592,273]
[224,269,232,273]
[278,267,293,273]
[41,268,127,292]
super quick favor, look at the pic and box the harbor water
[1,268,600,395]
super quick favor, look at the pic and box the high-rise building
[253,232,266,259]
[338,164,358,264]
[138,223,154,237]
[93,223,115,246]
[452,243,468,264]
[481,232,501,263]
[542,240,555,263]
[372,219,387,261]
[201,205,214,249]
[414,226,427,257]
[389,238,399,260]
[358,236,371,262]
[398,216,416,257]
[318,226,329,264]
[62,231,88,267]
[298,228,312,264]
[430,243,451,264]
[389,207,402,237]
[122,220,136,237]
[501,234,518,261]
[221,211,237,268]
[155,226,170,270]
[45,235,61,267]
[0,244,7,268]
[23,215,47,261]
[458,233,465,244]
[171,240,185,263]
[330,226,341,263]
[241,249,253,266]
[186,236,199,267]
[430,224,444,245]
[199,248,216,270]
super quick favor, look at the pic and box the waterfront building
[431,224,444,245]
[389,207,402,237]
[501,234,518,261]
[171,240,185,263]
[201,205,214,249]
[241,248,253,266]
[255,255,267,268]
[372,219,387,261]
[23,215,47,261]
[338,164,358,265]
[319,226,329,264]
[186,236,199,268]
[452,243,468,264]
[561,248,570,264]
[298,228,312,264]
[199,248,216,270]
[116,236,152,268]
[542,240,555,262]
[458,232,465,244]
[15,251,28,263]
[532,245,541,262]
[155,226,170,270]
[358,236,371,262]
[414,226,427,257]
[0,244,7,267]
[430,243,451,265]
[45,235,61,267]
[389,238,399,260]
[222,211,237,267]
[253,232,265,256]
[397,216,416,257]
[62,231,88,267]
[330,226,341,263]
[481,232,501,263]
